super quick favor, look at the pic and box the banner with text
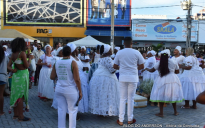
[132,20,198,42]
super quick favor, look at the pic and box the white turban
[67,43,77,53]
[3,45,7,49]
[175,46,181,54]
[158,51,161,56]
[115,47,120,51]
[44,45,52,50]
[56,47,63,56]
[150,50,156,56]
[81,46,86,50]
[161,49,171,56]
[103,44,111,54]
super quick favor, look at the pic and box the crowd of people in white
[1,37,205,128]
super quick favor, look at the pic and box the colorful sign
[87,0,131,26]
[4,0,83,25]
[132,20,198,42]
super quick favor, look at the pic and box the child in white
[114,6,118,18]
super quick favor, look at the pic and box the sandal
[13,116,18,119]
[155,113,164,118]
[117,120,123,126]
[18,117,31,122]
[180,106,190,109]
[128,119,136,124]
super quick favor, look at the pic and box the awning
[84,30,132,37]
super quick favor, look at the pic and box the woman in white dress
[171,46,185,75]
[37,45,55,100]
[179,47,205,109]
[68,43,89,113]
[142,50,159,81]
[89,44,119,116]
[145,49,184,117]
[79,46,90,72]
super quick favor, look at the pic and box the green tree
[151,44,164,53]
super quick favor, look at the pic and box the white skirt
[52,70,89,113]
[150,73,184,103]
[142,70,159,81]
[89,75,119,116]
[38,67,54,99]
[180,70,205,100]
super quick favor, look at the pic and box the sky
[132,0,205,19]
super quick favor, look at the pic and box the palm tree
[151,44,164,53]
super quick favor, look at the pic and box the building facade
[1,0,87,46]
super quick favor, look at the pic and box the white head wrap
[3,45,7,49]
[158,51,161,56]
[81,46,86,50]
[56,47,63,56]
[175,46,181,54]
[67,43,77,53]
[161,49,171,56]
[44,44,52,50]
[150,50,156,56]
[115,47,120,51]
[103,44,111,54]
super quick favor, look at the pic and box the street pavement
[1,86,205,128]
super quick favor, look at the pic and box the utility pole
[110,0,115,53]
[181,0,192,48]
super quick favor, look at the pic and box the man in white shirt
[33,43,45,86]
[6,42,12,56]
[51,42,62,56]
[114,37,144,125]
[33,40,38,51]
[120,0,126,19]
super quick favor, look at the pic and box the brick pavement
[1,86,205,128]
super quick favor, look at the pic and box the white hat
[3,45,7,49]
[81,46,86,50]
[175,46,181,54]
[67,43,77,53]
[44,45,52,50]
[150,50,156,56]
[103,44,111,54]
[115,47,120,51]
[161,49,171,56]
[56,47,63,56]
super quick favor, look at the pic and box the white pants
[55,86,78,128]
[119,82,137,122]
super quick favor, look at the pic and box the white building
[131,14,167,19]
[194,8,205,20]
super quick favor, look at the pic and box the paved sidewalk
[1,86,205,128]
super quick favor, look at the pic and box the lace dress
[150,59,184,103]
[171,55,185,76]
[179,56,205,100]
[142,56,159,81]
[89,57,119,116]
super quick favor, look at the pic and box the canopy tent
[69,36,106,47]
[0,29,40,43]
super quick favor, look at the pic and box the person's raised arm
[72,61,83,101]
[37,55,47,66]
[50,64,57,80]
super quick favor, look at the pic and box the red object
[196,91,205,104]
[162,22,170,27]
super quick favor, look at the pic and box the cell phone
[75,97,80,106]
